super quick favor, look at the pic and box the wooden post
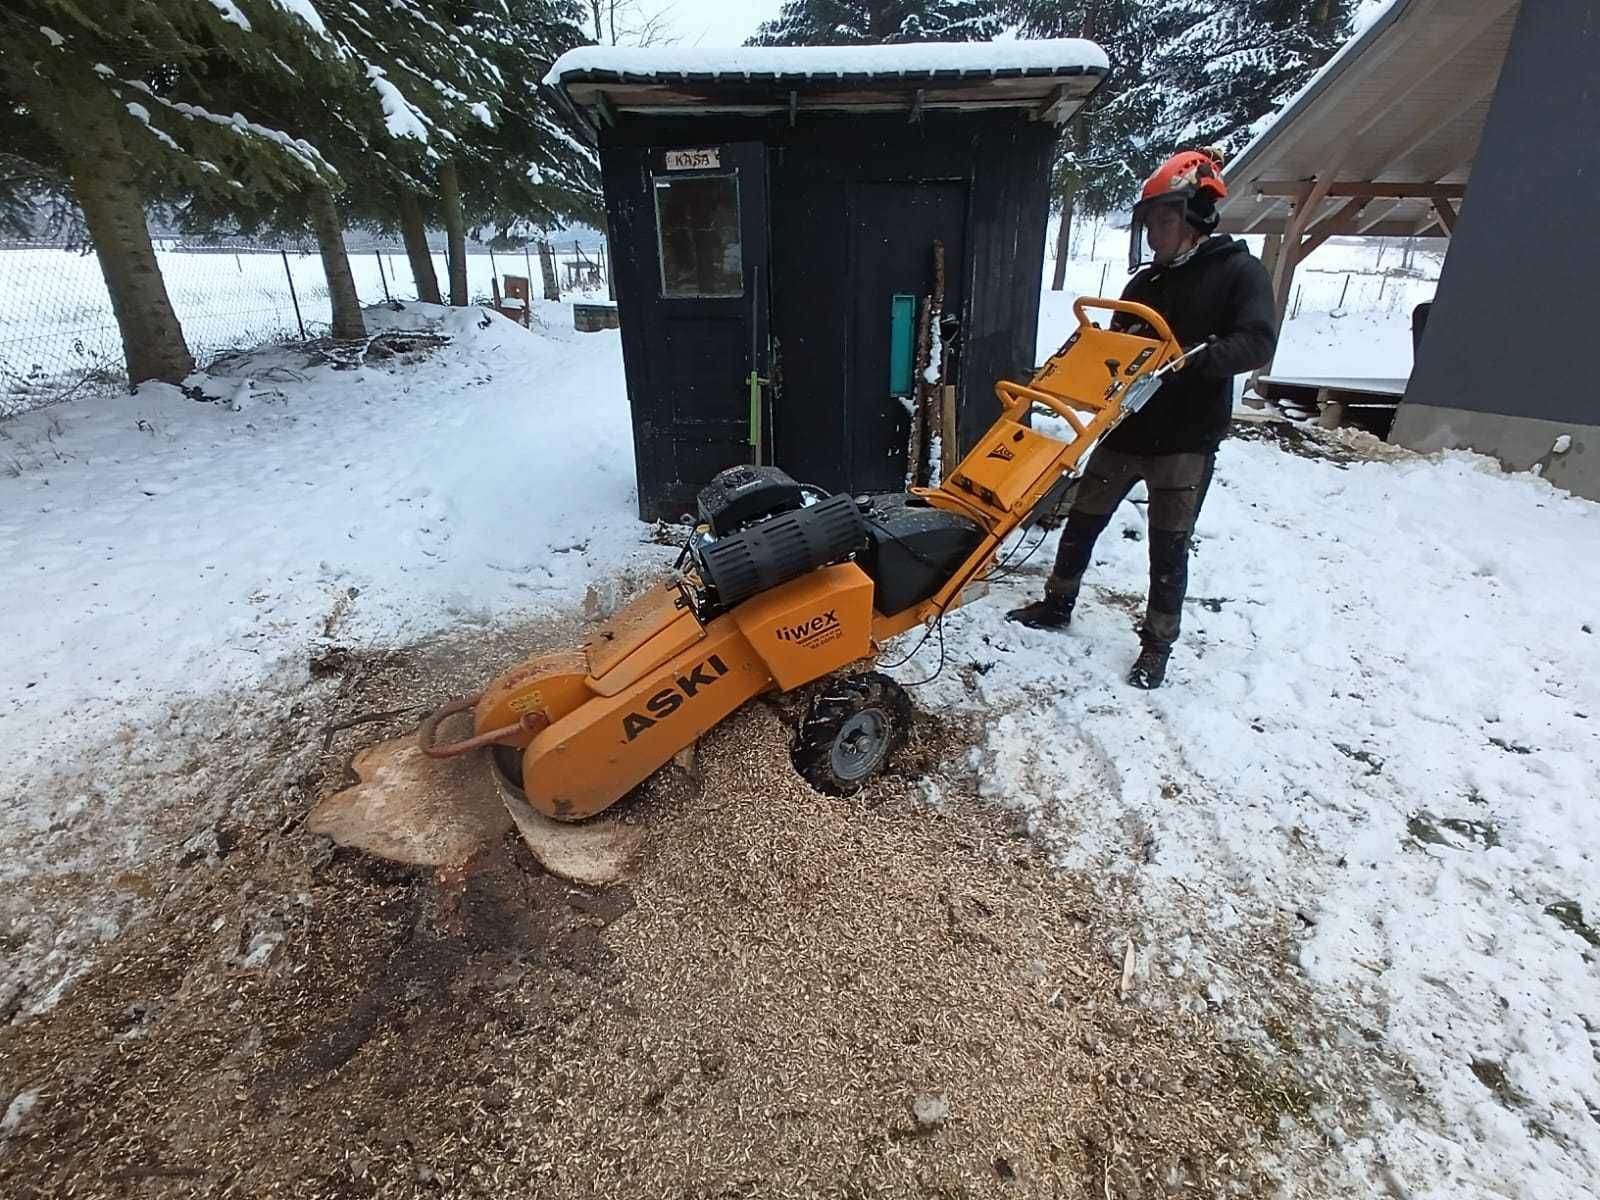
[1260,233,1283,280]
[538,241,560,301]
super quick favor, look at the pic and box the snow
[543,38,1108,87]
[1553,435,1572,454]
[119,81,335,178]
[39,26,65,46]
[272,0,327,36]
[1,303,645,801]
[208,0,252,31]
[0,1089,39,1137]
[468,100,494,127]
[124,101,182,153]
[923,320,942,386]
[367,65,431,142]
[5,232,1598,1196]
[901,438,1600,1196]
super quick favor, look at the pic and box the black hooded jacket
[1104,236,1278,456]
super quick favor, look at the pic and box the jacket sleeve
[1194,255,1278,377]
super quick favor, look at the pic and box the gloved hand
[1177,336,1216,370]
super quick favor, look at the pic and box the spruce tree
[749,0,1003,46]
[1007,1,1174,285]
[1141,0,1354,157]
[0,1,343,383]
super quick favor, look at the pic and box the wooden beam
[1299,197,1370,258]
[788,89,798,127]
[593,90,618,129]
[1355,196,1407,235]
[1241,197,1281,235]
[1256,181,1466,200]
[908,88,925,124]
[1034,83,1073,123]
[1432,197,1459,235]
[1267,173,1331,340]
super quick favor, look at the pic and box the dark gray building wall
[1399,1,1599,428]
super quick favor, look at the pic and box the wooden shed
[541,40,1107,521]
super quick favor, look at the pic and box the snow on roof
[542,39,1108,88]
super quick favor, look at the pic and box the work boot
[1006,593,1074,629]
[1127,644,1170,689]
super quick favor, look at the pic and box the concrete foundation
[1390,404,1598,501]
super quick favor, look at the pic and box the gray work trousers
[1044,445,1217,650]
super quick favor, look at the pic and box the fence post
[1336,274,1351,311]
[524,242,534,296]
[375,250,391,302]
[1098,261,1108,295]
[281,248,307,340]
[539,241,560,302]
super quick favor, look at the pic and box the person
[1007,148,1278,689]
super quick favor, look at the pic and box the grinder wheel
[791,671,913,796]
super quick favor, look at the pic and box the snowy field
[1039,218,1444,381]
[0,242,606,412]
[3,241,1597,1197]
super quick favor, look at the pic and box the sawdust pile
[1,635,1295,1199]
[505,703,1278,1198]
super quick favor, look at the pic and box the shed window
[654,174,743,298]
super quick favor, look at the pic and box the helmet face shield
[1128,194,1187,274]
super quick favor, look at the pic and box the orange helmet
[1128,147,1228,271]
[1137,148,1228,211]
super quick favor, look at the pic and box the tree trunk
[396,187,442,304]
[66,125,194,385]
[1050,185,1076,291]
[306,184,367,340]
[439,159,468,306]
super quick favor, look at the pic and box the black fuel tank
[857,494,986,616]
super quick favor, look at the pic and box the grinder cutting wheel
[418,298,1206,821]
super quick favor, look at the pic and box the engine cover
[694,493,867,610]
[696,465,805,538]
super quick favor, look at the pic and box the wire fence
[0,236,608,419]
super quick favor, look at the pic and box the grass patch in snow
[1405,811,1502,851]
[1543,899,1600,950]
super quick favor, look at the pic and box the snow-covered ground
[4,250,1597,1197]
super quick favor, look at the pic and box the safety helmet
[1128,147,1228,272]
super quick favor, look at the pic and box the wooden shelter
[1216,0,1596,500]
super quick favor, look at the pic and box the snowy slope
[1,302,658,808]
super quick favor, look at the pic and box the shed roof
[1217,0,1521,241]
[541,39,1108,144]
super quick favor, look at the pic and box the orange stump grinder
[419,299,1198,819]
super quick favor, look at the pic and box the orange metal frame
[421,298,1182,821]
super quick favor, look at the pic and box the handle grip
[418,692,547,759]
[1071,297,1178,347]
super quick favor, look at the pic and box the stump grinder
[418,299,1198,821]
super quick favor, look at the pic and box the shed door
[770,177,966,495]
[847,181,967,492]
[632,142,769,514]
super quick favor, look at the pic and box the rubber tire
[491,743,525,797]
[791,672,913,797]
